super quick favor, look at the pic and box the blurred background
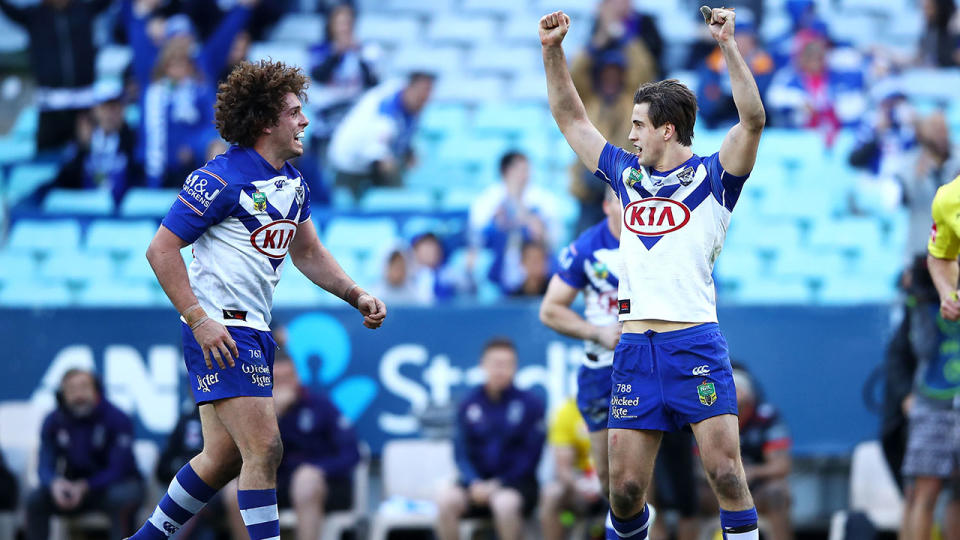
[0,0,957,538]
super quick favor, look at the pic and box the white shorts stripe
[168,477,205,514]
[240,504,279,525]
[148,506,182,536]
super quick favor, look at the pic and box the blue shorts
[608,323,737,432]
[182,323,277,404]
[577,364,613,432]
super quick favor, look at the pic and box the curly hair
[214,60,309,147]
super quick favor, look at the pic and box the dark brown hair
[633,79,698,147]
[214,60,309,147]
[481,337,517,356]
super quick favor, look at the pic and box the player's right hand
[194,319,238,369]
[539,11,570,47]
[941,294,960,321]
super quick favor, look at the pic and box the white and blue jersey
[593,143,747,432]
[556,220,621,432]
[162,145,311,331]
[593,143,747,323]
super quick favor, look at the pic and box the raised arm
[706,7,765,177]
[540,11,606,173]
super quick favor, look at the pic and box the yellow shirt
[547,399,593,474]
[928,176,960,259]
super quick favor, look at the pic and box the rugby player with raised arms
[540,6,765,540]
[127,60,386,540]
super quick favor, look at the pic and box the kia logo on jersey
[250,220,297,259]
[623,198,691,236]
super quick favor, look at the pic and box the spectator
[217,30,252,84]
[509,241,551,297]
[26,368,144,540]
[768,0,825,69]
[410,232,472,303]
[588,0,663,77]
[539,398,604,540]
[848,91,917,180]
[224,356,360,540]
[0,0,111,150]
[470,152,557,294]
[696,11,775,129]
[327,72,435,199]
[371,247,424,305]
[701,369,793,540]
[896,112,960,259]
[54,82,142,205]
[649,432,700,540]
[142,36,220,187]
[309,3,379,143]
[917,0,960,67]
[766,29,864,142]
[569,42,655,233]
[898,258,960,540]
[435,338,546,540]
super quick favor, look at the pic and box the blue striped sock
[720,507,759,540]
[130,463,217,538]
[237,488,280,540]
[609,504,651,539]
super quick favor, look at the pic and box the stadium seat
[509,73,549,102]
[268,13,325,44]
[432,75,506,104]
[356,14,420,47]
[419,104,469,139]
[11,105,37,137]
[77,280,158,307]
[95,45,133,80]
[467,45,540,77]
[40,251,115,284]
[359,187,435,212]
[119,188,179,217]
[771,249,849,282]
[502,13,548,46]
[0,11,27,52]
[369,439,458,540]
[827,441,903,540]
[818,274,897,304]
[436,134,510,168]
[461,0,524,17]
[271,266,328,308]
[0,251,36,282]
[724,219,802,254]
[427,14,496,46]
[391,46,462,78]
[472,103,549,135]
[734,276,814,304]
[42,189,115,215]
[0,280,72,307]
[7,219,82,254]
[440,187,478,211]
[385,0,453,16]
[5,162,58,204]
[86,219,159,256]
[808,217,884,252]
[246,42,310,70]
[713,247,767,287]
[0,135,36,166]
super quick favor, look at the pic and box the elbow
[538,303,554,326]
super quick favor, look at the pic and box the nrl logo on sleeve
[697,380,717,406]
[626,167,644,187]
[252,190,267,212]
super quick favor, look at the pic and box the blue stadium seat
[0,281,72,307]
[771,249,849,281]
[724,219,802,253]
[269,13,325,44]
[272,269,328,308]
[40,251,115,284]
[7,219,82,254]
[0,251,36,282]
[467,45,540,77]
[502,14,547,46]
[758,184,837,223]
[509,73,548,102]
[356,14,420,46]
[0,135,36,166]
[77,280,158,307]
[436,134,510,168]
[461,0,524,16]
[118,246,191,281]
[391,46,462,78]
[359,187,435,212]
[818,275,897,304]
[119,188,179,217]
[323,217,398,260]
[11,105,37,137]
[440,187,478,211]
[808,217,884,252]
[432,76,505,104]
[42,189,115,215]
[734,276,814,304]
[86,219,159,256]
[427,14,496,46]
[6,162,58,204]
[385,0,453,16]
[472,103,549,135]
[419,104,469,138]
[247,42,309,70]
[714,247,767,287]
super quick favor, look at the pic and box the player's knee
[257,433,284,470]
[596,465,611,501]
[706,462,747,502]
[490,489,523,518]
[609,477,645,517]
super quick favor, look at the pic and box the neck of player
[653,144,694,174]
[253,141,289,171]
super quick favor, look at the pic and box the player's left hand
[358,294,387,329]
[704,6,736,44]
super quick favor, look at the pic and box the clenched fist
[539,10,570,47]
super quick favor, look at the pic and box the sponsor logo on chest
[249,219,297,259]
[622,197,691,236]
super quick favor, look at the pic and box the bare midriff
[622,319,702,334]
